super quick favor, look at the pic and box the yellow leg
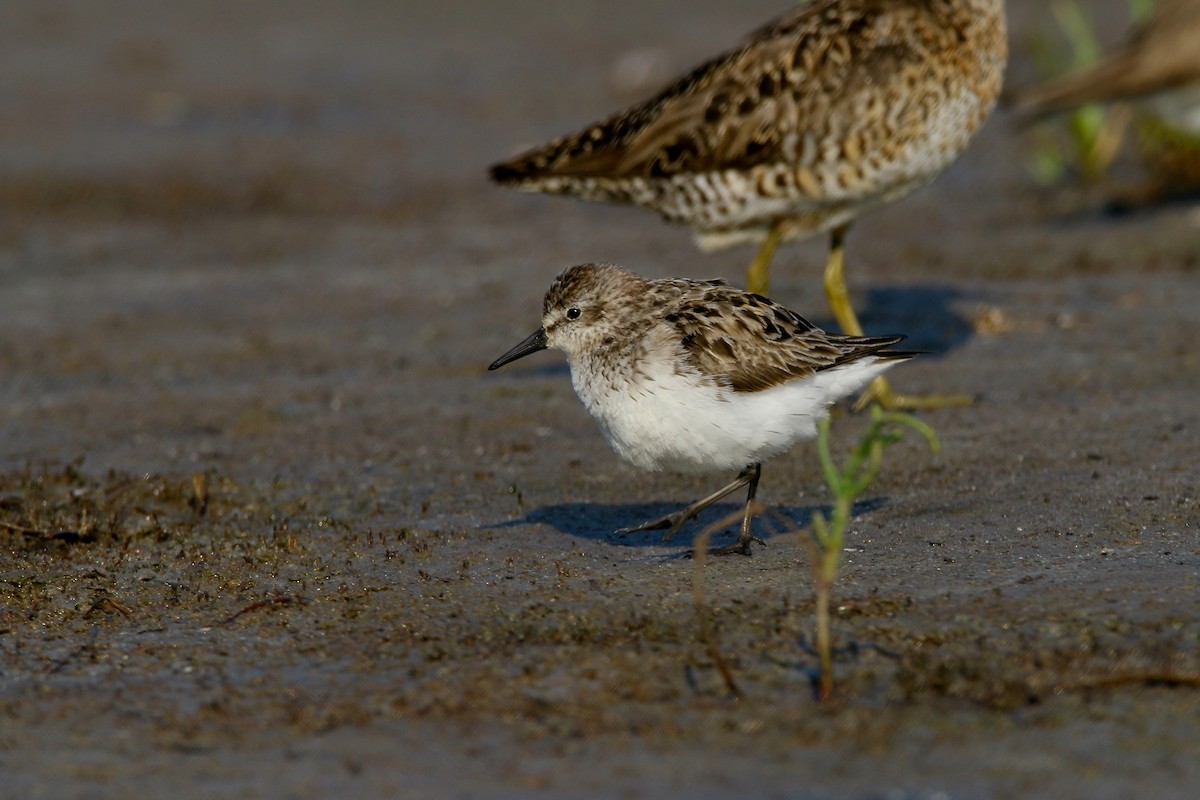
[821,226,975,412]
[745,221,784,296]
[822,225,862,335]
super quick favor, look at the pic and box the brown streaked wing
[667,287,903,393]
[616,6,925,176]
[494,0,929,182]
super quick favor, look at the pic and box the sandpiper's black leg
[618,464,767,555]
[712,463,766,556]
[616,464,759,542]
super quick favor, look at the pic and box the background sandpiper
[491,0,1007,408]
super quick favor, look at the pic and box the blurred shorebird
[1009,0,1200,194]
[491,0,1008,409]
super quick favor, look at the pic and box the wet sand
[1,1,1198,797]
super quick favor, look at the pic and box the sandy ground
[1,1,1198,797]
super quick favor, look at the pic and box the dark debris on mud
[2,462,1196,754]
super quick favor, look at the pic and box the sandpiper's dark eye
[566,307,582,320]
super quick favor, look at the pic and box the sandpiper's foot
[618,508,764,554]
[852,376,975,413]
[708,533,766,557]
[616,465,763,550]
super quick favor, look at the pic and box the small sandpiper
[490,0,1006,409]
[488,263,914,555]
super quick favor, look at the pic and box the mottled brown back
[492,0,1007,185]
[661,280,912,393]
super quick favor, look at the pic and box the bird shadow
[491,497,889,553]
[852,283,977,356]
[1105,185,1200,218]
[1057,183,1200,221]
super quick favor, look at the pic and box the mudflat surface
[1,1,1198,798]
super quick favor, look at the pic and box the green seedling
[690,407,938,701]
[803,406,939,701]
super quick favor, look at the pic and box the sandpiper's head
[488,263,646,370]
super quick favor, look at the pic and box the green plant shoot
[804,406,940,701]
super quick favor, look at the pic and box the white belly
[569,354,895,474]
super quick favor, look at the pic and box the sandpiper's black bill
[488,327,548,370]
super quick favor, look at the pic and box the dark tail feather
[489,159,531,186]
[832,334,920,368]
[869,349,923,363]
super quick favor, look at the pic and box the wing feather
[492,0,940,185]
[665,285,907,393]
